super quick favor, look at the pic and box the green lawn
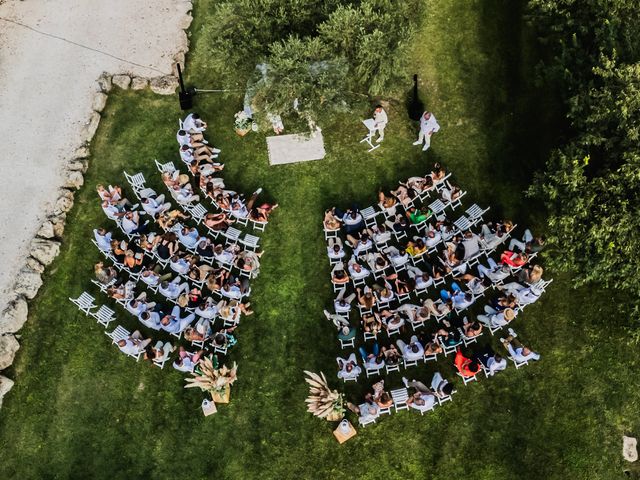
[0,1,638,479]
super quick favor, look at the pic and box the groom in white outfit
[413,111,440,151]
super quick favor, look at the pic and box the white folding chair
[456,371,478,385]
[241,234,260,252]
[250,218,268,232]
[391,388,409,412]
[360,118,381,152]
[466,204,490,226]
[385,362,400,374]
[361,206,379,229]
[69,292,97,316]
[190,203,208,225]
[224,227,242,245]
[106,325,130,344]
[123,171,146,197]
[428,199,446,217]
[155,159,176,173]
[91,305,116,328]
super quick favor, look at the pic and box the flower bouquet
[304,370,345,422]
[185,358,238,404]
[234,111,252,136]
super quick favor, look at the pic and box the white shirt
[94,230,112,251]
[196,304,218,319]
[182,114,206,133]
[176,131,191,146]
[425,231,441,247]
[142,197,164,216]
[410,392,436,412]
[327,247,345,260]
[170,258,190,275]
[119,339,142,356]
[509,345,540,363]
[179,229,199,248]
[420,113,440,134]
[487,356,507,375]
[334,300,351,314]
[139,311,162,330]
[180,148,194,164]
[374,108,388,128]
[403,342,424,361]
[121,216,138,234]
[102,204,121,220]
[348,263,370,280]
[159,282,180,299]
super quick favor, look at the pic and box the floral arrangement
[185,358,238,395]
[304,370,345,421]
[234,110,252,131]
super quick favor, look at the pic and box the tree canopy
[527,0,640,321]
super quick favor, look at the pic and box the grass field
[1,1,639,479]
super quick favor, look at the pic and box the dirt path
[0,0,191,311]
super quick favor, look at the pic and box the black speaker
[179,90,193,110]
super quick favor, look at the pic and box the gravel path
[0,0,191,312]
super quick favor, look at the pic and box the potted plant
[185,358,238,404]
[304,370,345,422]
[234,111,252,136]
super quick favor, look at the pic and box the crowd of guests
[325,163,548,421]
[90,113,270,373]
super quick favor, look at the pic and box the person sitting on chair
[454,348,480,377]
[413,111,440,151]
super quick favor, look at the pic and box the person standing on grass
[414,111,440,151]
[373,105,388,143]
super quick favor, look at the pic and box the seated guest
[144,341,173,362]
[476,257,511,283]
[139,310,162,330]
[352,397,379,424]
[182,112,208,133]
[158,278,190,300]
[390,184,417,207]
[160,305,195,334]
[196,238,215,258]
[477,306,516,329]
[334,289,356,314]
[501,334,541,363]
[123,249,144,273]
[500,250,528,268]
[364,251,389,273]
[509,229,545,253]
[348,233,373,257]
[454,348,480,377]
[402,377,437,412]
[430,371,455,399]
[396,336,424,362]
[142,194,171,216]
[337,353,361,380]
[155,233,179,260]
[125,293,154,316]
[195,297,223,319]
[356,287,377,310]
[381,343,401,366]
[348,256,371,281]
[211,326,238,350]
[178,226,201,249]
[386,214,411,236]
[431,162,446,183]
[358,343,385,371]
[117,330,151,356]
[371,381,394,408]
[331,264,350,286]
[169,254,192,275]
[323,208,342,231]
[172,346,203,372]
[204,212,233,231]
[121,211,149,235]
[362,312,383,336]
[473,345,507,376]
[406,237,427,257]
[384,246,409,268]
[94,261,117,285]
[516,264,544,284]
[378,190,398,215]
[370,224,392,245]
[93,228,113,252]
[96,184,124,204]
[155,209,190,231]
[406,206,431,225]
[498,282,543,305]
[462,319,484,338]
[327,237,346,261]
[480,220,513,250]
[441,184,461,203]
[213,244,238,266]
[249,202,278,223]
[340,208,365,234]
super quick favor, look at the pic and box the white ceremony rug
[266,130,326,165]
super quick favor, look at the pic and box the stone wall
[0,5,193,408]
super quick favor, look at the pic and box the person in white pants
[373,105,388,143]
[414,111,440,151]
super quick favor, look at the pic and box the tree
[527,0,640,322]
